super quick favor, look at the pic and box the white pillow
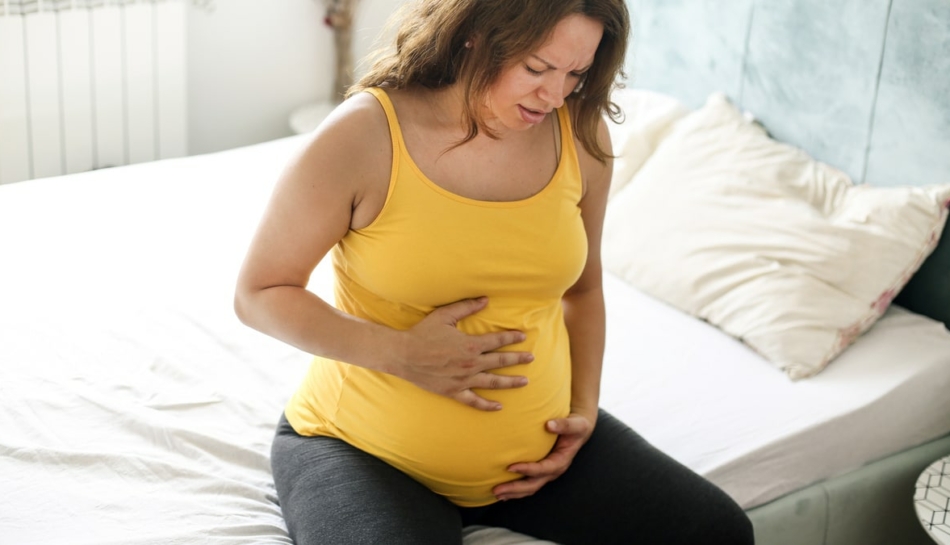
[602,93,950,379]
[606,88,690,199]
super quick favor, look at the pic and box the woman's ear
[573,70,590,94]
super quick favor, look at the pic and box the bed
[2,1,950,544]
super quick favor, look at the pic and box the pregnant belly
[331,358,571,507]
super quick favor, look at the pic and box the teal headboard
[623,0,950,326]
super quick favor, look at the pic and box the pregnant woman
[234,0,753,543]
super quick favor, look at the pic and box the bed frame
[623,1,950,543]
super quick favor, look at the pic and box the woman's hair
[348,0,630,163]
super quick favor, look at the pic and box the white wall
[186,0,403,155]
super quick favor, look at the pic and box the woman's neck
[421,84,510,139]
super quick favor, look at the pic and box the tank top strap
[555,102,584,201]
[364,87,405,160]
[556,103,575,155]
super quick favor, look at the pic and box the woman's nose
[538,74,567,109]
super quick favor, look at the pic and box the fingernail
[525,354,534,362]
[547,420,557,431]
[492,403,503,411]
[517,377,529,386]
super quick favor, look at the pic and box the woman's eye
[524,65,544,75]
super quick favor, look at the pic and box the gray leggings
[271,409,754,545]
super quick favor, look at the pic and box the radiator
[0,0,188,185]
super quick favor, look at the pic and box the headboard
[622,0,950,327]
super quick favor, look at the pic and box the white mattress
[599,273,950,509]
[2,135,950,544]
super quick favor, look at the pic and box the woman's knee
[573,410,755,543]
[708,496,755,545]
[271,428,463,545]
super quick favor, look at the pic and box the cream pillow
[606,88,690,199]
[603,93,950,379]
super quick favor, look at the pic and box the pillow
[606,89,690,199]
[602,93,950,379]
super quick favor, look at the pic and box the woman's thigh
[478,409,754,545]
[271,415,464,545]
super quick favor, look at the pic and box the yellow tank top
[284,87,588,507]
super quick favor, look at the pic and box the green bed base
[748,433,950,545]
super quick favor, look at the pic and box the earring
[464,40,473,48]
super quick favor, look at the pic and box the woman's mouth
[518,105,547,125]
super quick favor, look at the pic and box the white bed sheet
[2,135,950,544]
[599,273,950,509]
[0,137,310,545]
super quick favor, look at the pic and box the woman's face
[485,14,604,132]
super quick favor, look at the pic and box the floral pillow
[603,93,950,379]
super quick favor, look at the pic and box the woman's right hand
[394,297,533,411]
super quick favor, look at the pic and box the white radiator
[0,0,188,185]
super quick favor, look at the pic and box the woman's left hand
[492,411,596,501]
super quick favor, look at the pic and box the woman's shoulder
[294,91,393,181]
[312,91,392,150]
[277,91,394,230]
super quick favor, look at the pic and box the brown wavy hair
[348,0,630,163]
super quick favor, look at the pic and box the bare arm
[561,116,613,426]
[234,94,398,368]
[234,93,532,410]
